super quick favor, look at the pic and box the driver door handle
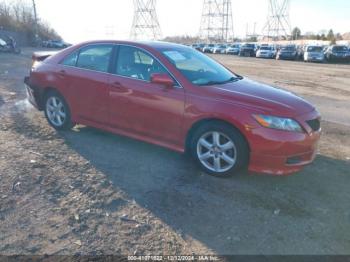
[110,81,127,93]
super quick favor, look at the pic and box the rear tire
[190,122,249,178]
[44,90,73,130]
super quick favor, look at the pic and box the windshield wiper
[199,76,241,86]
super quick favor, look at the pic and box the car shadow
[61,125,350,255]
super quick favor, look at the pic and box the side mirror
[151,73,174,88]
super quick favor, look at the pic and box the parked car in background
[202,44,215,53]
[0,36,21,54]
[212,44,227,54]
[45,40,71,49]
[256,45,276,59]
[304,46,325,62]
[25,40,321,177]
[324,45,350,62]
[0,38,6,46]
[195,43,206,52]
[225,44,241,55]
[239,43,256,57]
[276,45,298,60]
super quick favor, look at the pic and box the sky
[15,0,350,43]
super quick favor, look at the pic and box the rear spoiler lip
[32,51,58,61]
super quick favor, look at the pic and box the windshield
[243,44,255,48]
[307,46,323,52]
[161,47,240,86]
[260,46,272,51]
[281,46,296,51]
[333,46,347,52]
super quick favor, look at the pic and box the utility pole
[32,0,39,44]
[130,0,162,40]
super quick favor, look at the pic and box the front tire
[190,122,249,178]
[44,90,73,130]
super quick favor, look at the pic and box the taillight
[31,60,41,72]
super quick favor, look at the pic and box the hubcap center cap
[212,147,221,153]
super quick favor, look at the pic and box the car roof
[75,40,188,50]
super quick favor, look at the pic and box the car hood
[206,78,315,117]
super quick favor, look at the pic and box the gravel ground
[0,49,349,255]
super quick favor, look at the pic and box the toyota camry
[25,41,321,177]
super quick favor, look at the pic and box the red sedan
[25,40,321,177]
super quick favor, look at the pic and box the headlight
[253,114,303,132]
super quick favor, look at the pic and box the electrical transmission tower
[199,0,234,43]
[130,0,162,40]
[262,0,292,40]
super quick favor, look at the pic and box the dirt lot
[0,49,349,256]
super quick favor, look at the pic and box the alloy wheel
[46,96,66,127]
[197,131,237,173]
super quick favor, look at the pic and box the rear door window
[76,44,113,73]
[61,50,79,66]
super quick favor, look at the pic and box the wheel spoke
[221,153,235,166]
[220,141,234,152]
[52,98,58,107]
[58,110,66,118]
[213,157,221,171]
[199,138,212,150]
[199,151,212,161]
[213,132,221,146]
[57,102,63,110]
[55,114,62,125]
[48,111,54,121]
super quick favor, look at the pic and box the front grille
[306,119,321,132]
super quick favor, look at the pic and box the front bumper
[277,53,296,60]
[227,50,239,55]
[247,110,321,175]
[305,55,324,62]
[257,53,274,58]
[306,57,324,62]
[331,55,350,61]
[239,50,255,57]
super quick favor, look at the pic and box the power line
[199,0,234,43]
[130,0,162,40]
[262,0,292,40]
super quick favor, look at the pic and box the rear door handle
[111,81,124,89]
[58,70,66,77]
